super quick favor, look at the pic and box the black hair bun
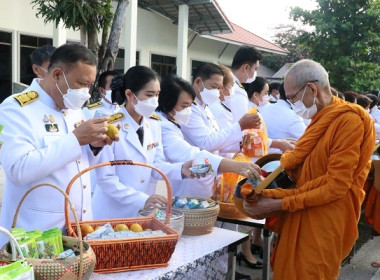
[111,75,124,91]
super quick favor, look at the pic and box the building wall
[0,0,243,97]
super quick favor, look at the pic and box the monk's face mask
[290,86,318,119]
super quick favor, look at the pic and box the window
[20,34,53,85]
[151,54,176,78]
[114,49,140,74]
[0,31,12,103]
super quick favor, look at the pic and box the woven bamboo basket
[64,160,179,273]
[10,183,96,280]
[173,197,220,236]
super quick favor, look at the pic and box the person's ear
[309,83,318,98]
[99,87,106,96]
[194,77,202,91]
[32,64,40,76]
[52,68,63,82]
[125,89,134,103]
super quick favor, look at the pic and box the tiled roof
[272,63,293,79]
[213,22,288,54]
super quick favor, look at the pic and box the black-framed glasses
[286,80,319,104]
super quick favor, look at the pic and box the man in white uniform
[0,44,117,245]
[224,46,262,122]
[83,70,120,119]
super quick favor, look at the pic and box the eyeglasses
[286,80,319,104]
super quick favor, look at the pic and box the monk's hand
[243,197,283,219]
[238,113,261,130]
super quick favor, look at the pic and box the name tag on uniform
[147,142,159,150]
[45,124,59,132]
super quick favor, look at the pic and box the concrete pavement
[0,164,380,279]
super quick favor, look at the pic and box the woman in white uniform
[92,66,195,219]
[156,75,261,197]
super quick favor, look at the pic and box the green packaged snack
[43,228,63,253]
[4,262,34,280]
[10,228,25,234]
[0,260,23,275]
[18,238,35,258]
[36,236,52,259]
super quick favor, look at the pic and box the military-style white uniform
[82,100,120,120]
[0,79,96,245]
[156,111,223,197]
[259,99,306,140]
[224,75,249,123]
[209,101,235,158]
[91,107,183,219]
[180,98,243,154]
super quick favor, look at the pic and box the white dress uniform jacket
[91,107,183,219]
[180,98,243,154]
[371,106,380,124]
[209,101,235,158]
[82,100,120,120]
[156,111,223,197]
[0,79,95,245]
[224,75,249,123]
[259,99,306,140]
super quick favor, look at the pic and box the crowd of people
[0,43,376,280]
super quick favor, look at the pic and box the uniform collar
[29,78,57,110]
[122,106,145,131]
[156,111,181,129]
[277,99,291,109]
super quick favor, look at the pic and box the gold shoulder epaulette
[87,101,103,110]
[13,91,39,107]
[108,112,124,124]
[221,102,231,112]
[150,114,161,121]
[236,81,244,89]
[192,100,197,105]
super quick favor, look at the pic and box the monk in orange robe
[244,59,375,280]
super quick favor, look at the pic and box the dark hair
[157,74,196,113]
[231,46,262,70]
[356,94,371,109]
[269,82,281,95]
[279,83,286,101]
[111,66,160,105]
[49,43,97,71]
[30,45,56,66]
[98,70,118,89]
[243,76,268,99]
[365,93,379,109]
[193,63,223,83]
[343,91,359,103]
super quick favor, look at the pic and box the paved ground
[1,164,380,279]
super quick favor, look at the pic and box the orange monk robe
[262,96,375,280]
[364,178,380,234]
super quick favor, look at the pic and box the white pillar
[53,20,67,47]
[12,31,18,83]
[124,0,138,72]
[176,4,189,78]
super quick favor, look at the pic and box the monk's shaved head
[285,59,330,90]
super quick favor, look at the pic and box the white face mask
[133,95,158,118]
[56,71,91,110]
[245,66,257,83]
[173,107,192,125]
[199,80,220,105]
[104,90,113,103]
[259,95,270,107]
[223,86,234,101]
[290,86,318,119]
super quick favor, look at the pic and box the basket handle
[0,226,25,262]
[11,183,84,280]
[64,160,173,237]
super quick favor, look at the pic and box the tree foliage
[290,0,380,91]
[262,24,310,72]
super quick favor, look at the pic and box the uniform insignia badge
[13,91,39,106]
[149,114,161,121]
[108,113,125,124]
[43,115,50,123]
[49,114,55,123]
[45,124,59,132]
[147,142,159,150]
[123,123,129,129]
[236,81,245,89]
[74,120,84,128]
[87,101,103,110]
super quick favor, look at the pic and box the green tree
[291,0,380,91]
[262,24,310,72]
[31,0,129,73]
